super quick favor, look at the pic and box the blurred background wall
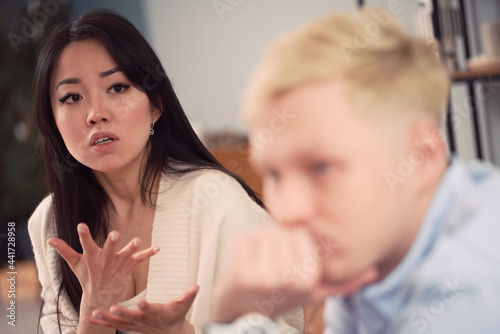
[2,0,499,225]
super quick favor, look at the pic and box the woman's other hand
[83,285,199,334]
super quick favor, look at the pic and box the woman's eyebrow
[56,77,80,90]
[55,67,122,90]
[99,67,121,78]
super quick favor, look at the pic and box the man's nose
[266,175,316,227]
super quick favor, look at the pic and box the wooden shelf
[452,65,500,82]
[212,146,262,196]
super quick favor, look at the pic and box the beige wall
[143,0,357,132]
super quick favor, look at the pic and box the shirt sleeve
[323,297,358,334]
[392,273,500,334]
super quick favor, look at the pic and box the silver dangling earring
[150,122,155,136]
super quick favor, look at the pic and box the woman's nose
[86,98,111,126]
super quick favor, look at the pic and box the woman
[28,9,303,334]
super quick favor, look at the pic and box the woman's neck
[95,170,141,204]
[92,155,158,227]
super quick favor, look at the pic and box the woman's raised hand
[48,223,160,320]
[82,285,199,334]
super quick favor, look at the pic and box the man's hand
[211,226,377,323]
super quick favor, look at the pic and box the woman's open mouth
[89,131,119,152]
[94,137,115,145]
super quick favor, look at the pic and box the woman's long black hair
[34,9,261,333]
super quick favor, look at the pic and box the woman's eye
[59,94,82,104]
[108,83,130,94]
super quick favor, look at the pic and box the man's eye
[59,94,82,104]
[312,163,330,175]
[268,169,280,181]
[108,83,130,94]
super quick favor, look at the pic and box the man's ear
[409,120,448,194]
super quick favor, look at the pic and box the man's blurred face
[249,79,421,283]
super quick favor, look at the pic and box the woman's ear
[150,93,162,123]
[151,106,161,124]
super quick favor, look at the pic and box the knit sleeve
[28,195,79,334]
[186,170,304,333]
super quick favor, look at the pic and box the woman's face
[50,38,156,176]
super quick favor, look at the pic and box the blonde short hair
[242,7,450,123]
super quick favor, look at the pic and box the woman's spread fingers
[77,223,98,257]
[102,230,120,259]
[116,237,143,259]
[122,246,160,275]
[47,238,81,269]
[133,246,160,261]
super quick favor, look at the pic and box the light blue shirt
[324,159,500,334]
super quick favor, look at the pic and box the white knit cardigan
[28,169,304,333]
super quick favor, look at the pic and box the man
[208,7,500,334]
